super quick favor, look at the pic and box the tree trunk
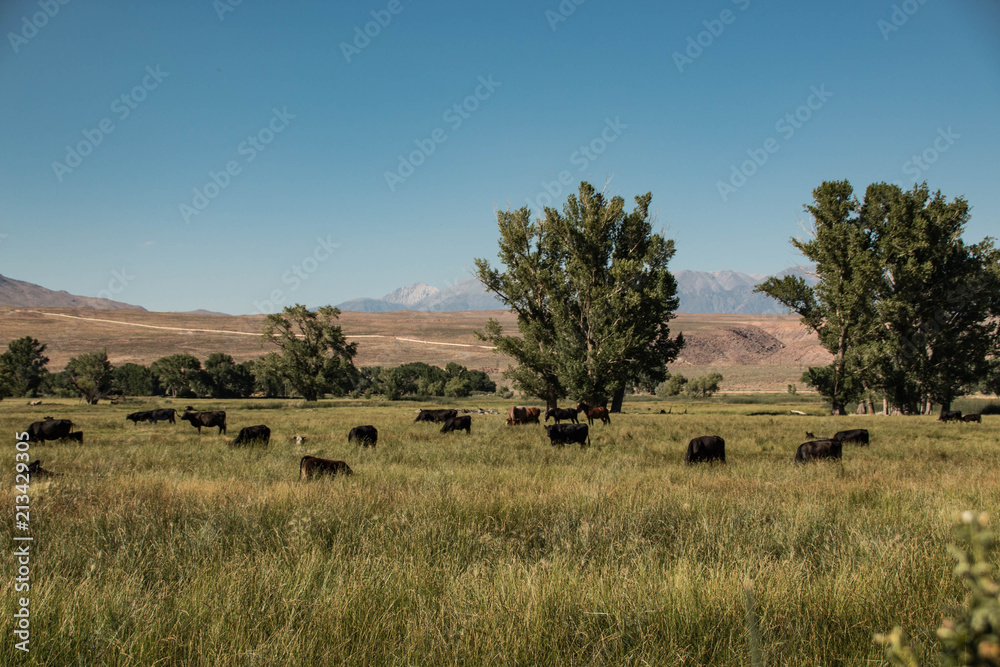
[610,386,626,413]
[545,389,558,411]
[831,404,846,416]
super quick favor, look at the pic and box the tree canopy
[0,336,50,398]
[260,304,358,401]
[757,181,1000,414]
[66,350,113,404]
[475,181,684,410]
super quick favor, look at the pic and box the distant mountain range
[673,266,817,315]
[336,267,817,315]
[337,278,506,313]
[0,273,145,310]
[0,267,816,315]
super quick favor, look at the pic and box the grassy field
[2,395,999,665]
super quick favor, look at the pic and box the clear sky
[1,0,998,314]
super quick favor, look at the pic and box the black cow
[962,413,982,423]
[27,460,57,477]
[26,418,74,442]
[348,425,378,447]
[66,431,84,444]
[415,409,458,423]
[440,415,471,434]
[794,439,842,464]
[126,411,153,425]
[150,408,177,424]
[685,435,726,464]
[300,456,353,479]
[545,407,579,424]
[180,408,227,434]
[939,410,963,422]
[833,429,869,446]
[545,423,590,448]
[232,424,270,447]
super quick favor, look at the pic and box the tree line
[0,338,495,402]
[3,179,995,413]
[475,180,998,415]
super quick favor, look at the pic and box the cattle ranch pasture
[2,396,998,666]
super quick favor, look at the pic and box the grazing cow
[506,406,541,425]
[232,424,270,447]
[794,439,842,464]
[300,456,353,480]
[414,409,458,423]
[833,429,869,446]
[28,400,42,406]
[180,408,227,434]
[150,408,177,424]
[126,411,153,425]
[66,431,84,444]
[27,460,57,477]
[962,413,982,423]
[545,407,579,424]
[576,402,611,425]
[26,418,74,443]
[685,435,726,464]
[348,425,378,447]
[545,423,590,447]
[506,406,524,425]
[939,410,963,422]
[440,415,471,434]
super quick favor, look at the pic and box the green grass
[2,396,998,665]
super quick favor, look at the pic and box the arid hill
[0,308,827,391]
[0,274,144,310]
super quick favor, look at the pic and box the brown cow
[506,406,541,425]
[576,402,611,425]
[300,456,353,479]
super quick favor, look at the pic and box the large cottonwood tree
[476,182,684,411]
[260,304,358,401]
[758,181,1000,415]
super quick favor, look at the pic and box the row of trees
[473,180,997,415]
[756,181,1000,414]
[0,337,495,402]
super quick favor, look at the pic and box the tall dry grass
[2,396,998,665]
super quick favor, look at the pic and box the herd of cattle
[20,402,986,479]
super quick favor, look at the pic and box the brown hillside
[0,308,827,391]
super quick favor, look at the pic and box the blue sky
[1,0,998,314]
